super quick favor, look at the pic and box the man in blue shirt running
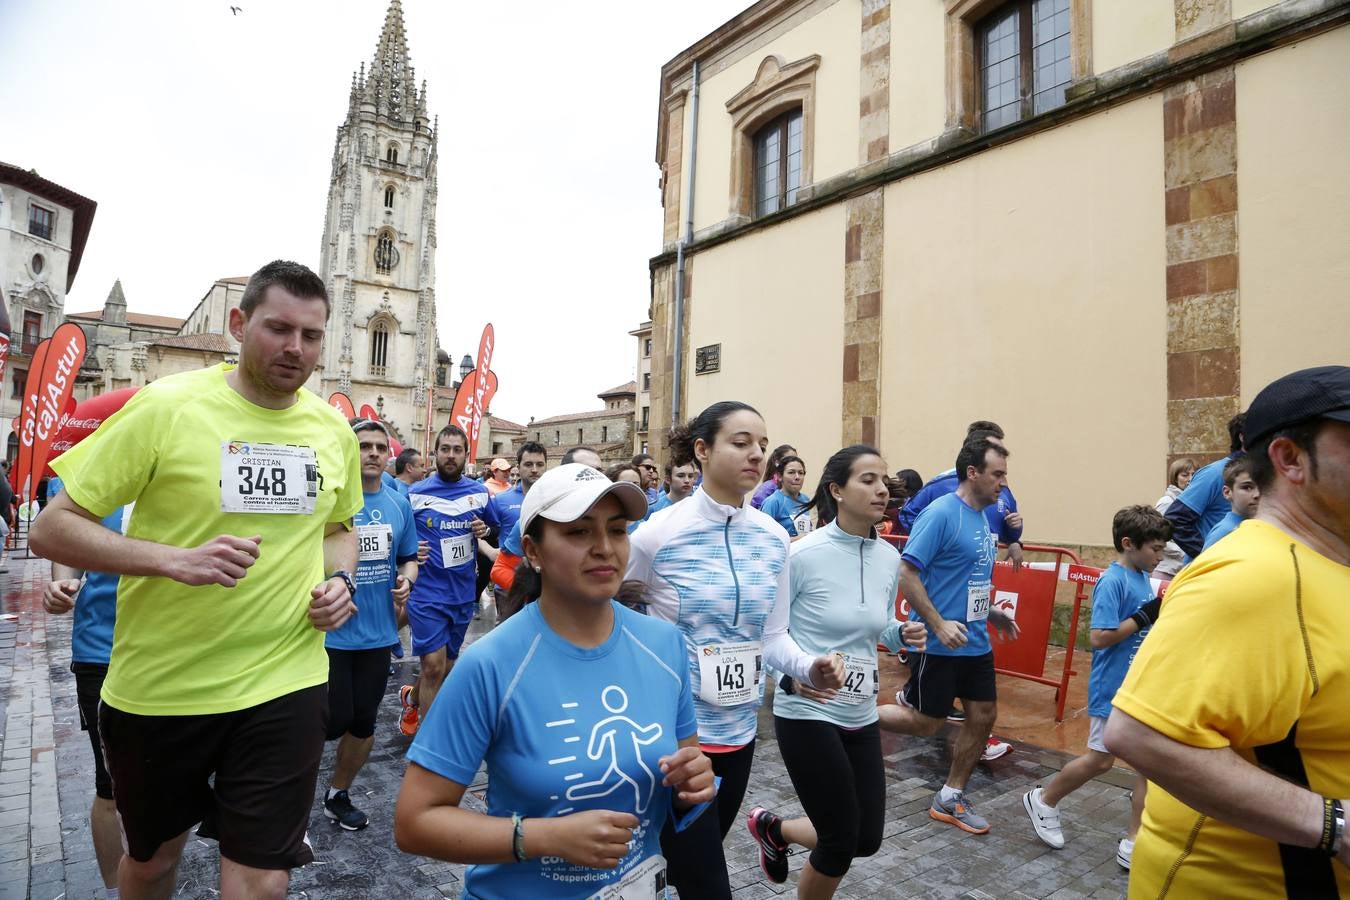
[321,420,419,830]
[401,424,498,736]
[878,436,1020,836]
[899,421,1025,570]
[1165,413,1245,558]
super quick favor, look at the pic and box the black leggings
[774,716,884,878]
[660,740,755,900]
[325,648,391,740]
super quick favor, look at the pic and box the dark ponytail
[500,518,547,620]
[761,444,796,485]
[802,445,882,527]
[668,400,762,470]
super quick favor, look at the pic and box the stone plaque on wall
[695,343,720,375]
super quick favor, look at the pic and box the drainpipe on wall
[671,60,699,427]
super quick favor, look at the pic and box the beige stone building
[631,320,654,453]
[526,382,638,466]
[648,0,1350,548]
[0,162,98,441]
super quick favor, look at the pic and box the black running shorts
[99,683,327,869]
[902,651,997,719]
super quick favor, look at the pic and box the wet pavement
[2,551,1132,899]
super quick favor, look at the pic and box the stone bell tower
[318,0,438,446]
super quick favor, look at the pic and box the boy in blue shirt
[322,420,419,829]
[1201,456,1259,551]
[1022,504,1171,870]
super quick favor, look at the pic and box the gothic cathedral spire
[318,0,438,450]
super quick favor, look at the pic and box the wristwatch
[330,569,357,601]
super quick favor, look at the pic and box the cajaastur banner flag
[328,392,356,419]
[11,323,87,499]
[449,324,495,458]
[359,403,379,422]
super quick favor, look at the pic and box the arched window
[370,322,389,376]
[386,144,399,164]
[374,231,398,275]
[384,186,395,209]
[753,109,804,217]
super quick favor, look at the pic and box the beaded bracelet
[511,813,526,862]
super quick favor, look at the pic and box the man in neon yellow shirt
[33,260,363,900]
[1106,366,1350,898]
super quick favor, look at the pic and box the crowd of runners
[20,260,1349,899]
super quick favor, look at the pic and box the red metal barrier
[881,535,1087,722]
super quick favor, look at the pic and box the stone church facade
[316,0,440,449]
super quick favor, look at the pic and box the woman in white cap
[625,401,845,900]
[395,463,715,899]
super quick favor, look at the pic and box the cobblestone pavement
[1,554,1133,899]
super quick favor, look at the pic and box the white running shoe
[981,736,1012,761]
[1022,787,1065,849]
[1117,837,1134,870]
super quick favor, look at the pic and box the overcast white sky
[0,0,743,425]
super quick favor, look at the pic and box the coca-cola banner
[12,323,87,499]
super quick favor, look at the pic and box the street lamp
[459,354,474,382]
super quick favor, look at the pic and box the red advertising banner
[12,323,87,499]
[359,403,379,421]
[449,324,495,458]
[328,392,356,419]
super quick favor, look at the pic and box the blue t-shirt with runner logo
[901,492,996,657]
[408,600,696,900]
[71,506,127,666]
[326,485,418,651]
[408,474,498,609]
[1087,561,1153,718]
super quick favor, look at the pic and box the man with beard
[399,424,498,736]
[32,260,362,899]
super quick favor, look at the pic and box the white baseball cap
[519,463,648,534]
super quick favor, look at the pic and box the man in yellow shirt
[32,260,363,900]
[1106,366,1350,898]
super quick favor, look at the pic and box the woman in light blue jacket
[744,445,926,899]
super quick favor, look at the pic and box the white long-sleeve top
[626,487,816,747]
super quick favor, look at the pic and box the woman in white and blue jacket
[744,445,927,898]
[626,401,845,900]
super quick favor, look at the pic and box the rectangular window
[643,338,652,358]
[21,312,41,354]
[601,426,608,442]
[11,369,27,399]
[28,205,53,241]
[642,372,651,392]
[978,0,1070,133]
[753,110,804,217]
[577,428,583,445]
[555,430,560,446]
[640,406,650,432]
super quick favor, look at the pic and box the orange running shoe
[398,684,420,737]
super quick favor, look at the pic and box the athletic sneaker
[1022,787,1065,848]
[324,790,369,831]
[1117,837,1134,870]
[746,807,790,884]
[982,736,1012,761]
[946,706,966,724]
[929,790,990,834]
[398,684,419,737]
